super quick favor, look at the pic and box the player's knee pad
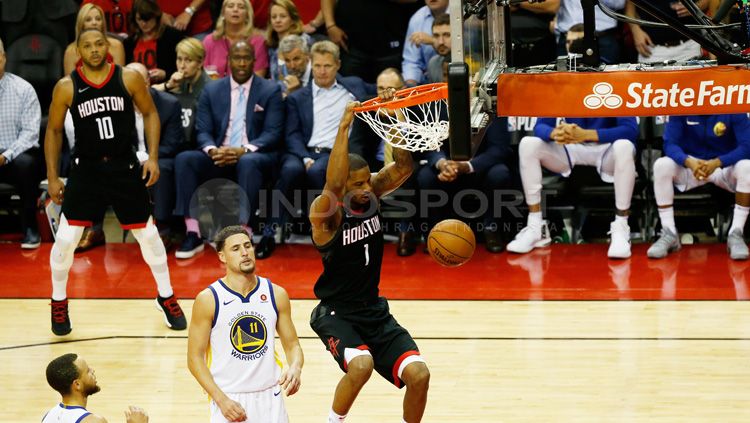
[735,160,750,193]
[518,136,543,159]
[612,139,635,162]
[652,156,678,179]
[50,215,84,270]
[131,218,166,266]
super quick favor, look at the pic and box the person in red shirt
[125,0,184,83]
[82,0,133,36]
[157,0,213,36]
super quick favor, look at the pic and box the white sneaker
[507,222,551,254]
[607,219,631,259]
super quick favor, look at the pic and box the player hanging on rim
[44,28,187,336]
[309,99,431,423]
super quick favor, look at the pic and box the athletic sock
[658,207,677,234]
[328,409,346,423]
[730,204,749,234]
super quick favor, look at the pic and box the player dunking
[44,28,186,336]
[309,102,430,423]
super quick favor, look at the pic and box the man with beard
[42,353,149,423]
[44,28,187,336]
[309,102,431,423]
[187,225,304,423]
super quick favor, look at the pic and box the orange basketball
[427,219,476,267]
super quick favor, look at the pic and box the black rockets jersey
[314,204,384,304]
[70,64,136,159]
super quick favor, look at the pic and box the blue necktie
[229,87,246,147]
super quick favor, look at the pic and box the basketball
[427,219,476,267]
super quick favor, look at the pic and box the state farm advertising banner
[497,65,750,117]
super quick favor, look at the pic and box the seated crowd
[0,0,747,261]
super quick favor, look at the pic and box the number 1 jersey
[70,64,136,160]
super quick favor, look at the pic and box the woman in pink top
[202,0,269,78]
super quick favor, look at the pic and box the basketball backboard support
[448,0,507,160]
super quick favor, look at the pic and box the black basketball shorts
[61,156,151,228]
[310,297,421,388]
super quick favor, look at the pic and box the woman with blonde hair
[203,0,269,78]
[63,3,126,74]
[266,0,311,81]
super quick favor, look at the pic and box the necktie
[229,86,246,147]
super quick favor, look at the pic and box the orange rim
[353,83,448,113]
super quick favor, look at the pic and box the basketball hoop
[353,83,448,153]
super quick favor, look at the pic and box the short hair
[432,13,451,29]
[46,353,80,396]
[568,23,585,33]
[176,38,205,63]
[349,154,369,172]
[230,40,256,59]
[214,226,250,252]
[77,28,108,46]
[311,40,340,62]
[278,34,309,55]
[378,67,405,87]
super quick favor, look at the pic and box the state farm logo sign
[583,83,622,109]
[583,80,750,110]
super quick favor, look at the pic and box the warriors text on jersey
[70,64,136,160]
[207,277,281,393]
[314,205,384,304]
[41,403,90,423]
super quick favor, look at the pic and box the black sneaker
[21,228,41,249]
[51,299,72,335]
[175,232,204,259]
[155,295,187,330]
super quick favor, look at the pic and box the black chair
[5,34,63,115]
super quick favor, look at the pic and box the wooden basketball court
[3,243,750,421]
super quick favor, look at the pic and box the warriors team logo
[230,314,267,355]
[714,121,727,137]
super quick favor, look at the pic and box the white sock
[328,409,346,423]
[615,214,628,224]
[658,207,677,234]
[730,204,750,234]
[527,211,543,229]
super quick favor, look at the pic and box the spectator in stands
[0,38,42,249]
[277,34,311,96]
[157,0,213,37]
[322,0,422,82]
[649,114,750,260]
[126,62,187,248]
[203,0,269,79]
[124,0,184,84]
[508,116,638,259]
[510,0,558,67]
[82,0,133,37]
[419,117,514,254]
[553,0,625,64]
[402,0,448,86]
[266,0,311,82]
[427,13,450,83]
[154,38,210,148]
[174,41,283,259]
[626,0,705,63]
[64,4,126,76]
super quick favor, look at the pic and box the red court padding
[3,243,747,300]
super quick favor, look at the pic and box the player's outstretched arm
[45,77,73,205]
[187,289,247,422]
[309,102,359,242]
[123,67,161,187]
[273,284,303,396]
[372,100,413,197]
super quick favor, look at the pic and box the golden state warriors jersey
[207,277,280,393]
[42,403,90,422]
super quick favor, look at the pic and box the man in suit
[174,40,284,259]
[418,117,515,253]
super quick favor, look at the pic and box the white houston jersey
[207,277,281,393]
[42,403,91,423]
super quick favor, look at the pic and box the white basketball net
[355,97,449,153]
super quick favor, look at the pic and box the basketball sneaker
[176,232,204,259]
[156,295,187,330]
[507,221,551,254]
[51,299,72,336]
[607,219,631,259]
[647,228,681,259]
[727,229,749,261]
